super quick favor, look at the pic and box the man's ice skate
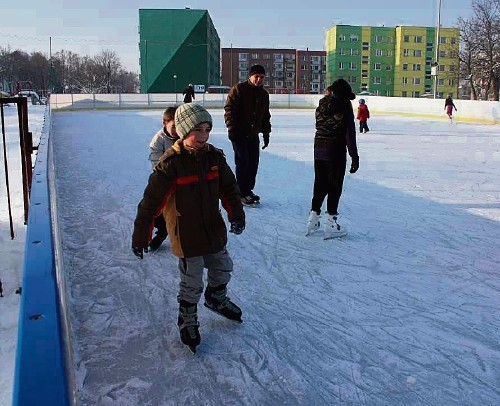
[324,214,347,239]
[249,191,261,203]
[241,195,258,208]
[178,301,201,353]
[204,284,242,323]
[305,210,320,236]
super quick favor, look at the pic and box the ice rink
[2,106,500,405]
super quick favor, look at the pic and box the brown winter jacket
[132,140,245,258]
[224,80,271,138]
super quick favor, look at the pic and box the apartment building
[221,48,327,94]
[326,24,459,98]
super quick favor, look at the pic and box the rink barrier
[13,104,76,405]
[49,93,500,124]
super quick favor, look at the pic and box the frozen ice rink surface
[49,109,499,405]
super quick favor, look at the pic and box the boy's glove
[262,133,270,150]
[132,245,148,259]
[229,221,245,235]
[349,158,359,174]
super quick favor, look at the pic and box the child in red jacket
[357,99,370,133]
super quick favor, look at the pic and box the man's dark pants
[231,135,260,197]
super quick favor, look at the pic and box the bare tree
[460,0,500,100]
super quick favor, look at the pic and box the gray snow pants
[178,247,233,304]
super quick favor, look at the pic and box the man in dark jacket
[182,84,195,103]
[224,64,271,206]
[306,79,359,239]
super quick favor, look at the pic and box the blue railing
[13,105,76,406]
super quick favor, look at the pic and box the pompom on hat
[249,64,266,76]
[174,103,213,139]
[331,79,356,100]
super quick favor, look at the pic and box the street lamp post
[173,74,177,103]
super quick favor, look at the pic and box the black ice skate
[204,284,243,323]
[178,301,201,353]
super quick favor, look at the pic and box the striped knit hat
[174,103,213,139]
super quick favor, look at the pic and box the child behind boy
[132,103,246,353]
[148,106,178,250]
[356,99,370,133]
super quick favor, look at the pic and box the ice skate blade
[204,303,243,324]
[188,345,197,354]
[324,230,348,240]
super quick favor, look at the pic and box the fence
[49,93,499,124]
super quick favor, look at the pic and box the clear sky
[0,0,473,73]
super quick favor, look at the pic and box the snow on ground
[0,104,45,406]
[2,106,500,405]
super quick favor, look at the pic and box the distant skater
[183,84,195,103]
[357,98,370,133]
[0,278,4,297]
[444,95,457,123]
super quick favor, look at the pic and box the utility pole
[433,0,442,99]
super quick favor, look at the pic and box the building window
[274,63,283,70]
[374,63,381,70]
[402,77,408,84]
[403,49,410,57]
[350,35,359,42]
[439,50,446,58]
[374,35,382,42]
[300,65,307,70]
[339,48,345,55]
[451,37,457,45]
[412,64,421,71]
[438,78,444,85]
[362,42,369,50]
[402,91,408,97]
[386,64,392,71]
[412,91,420,97]
[448,79,455,86]
[339,62,345,69]
[311,56,320,63]
[414,36,423,43]
[375,49,383,56]
[350,49,359,56]
[349,62,357,70]
[273,54,283,62]
[238,53,248,61]
[414,50,422,57]
[404,35,410,42]
[438,65,445,72]
[238,62,249,70]
[413,77,421,85]
[339,34,346,41]
[373,77,381,84]
[239,71,248,80]
[403,64,408,71]
[450,65,456,72]
[251,53,259,59]
[263,54,270,59]
[386,78,392,85]
[274,80,283,88]
[439,37,447,44]
[387,50,394,57]
[312,65,320,71]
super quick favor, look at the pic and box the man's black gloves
[229,221,245,235]
[132,246,148,259]
[262,133,270,150]
[349,158,359,174]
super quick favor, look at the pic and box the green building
[139,9,220,93]
[326,25,459,98]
